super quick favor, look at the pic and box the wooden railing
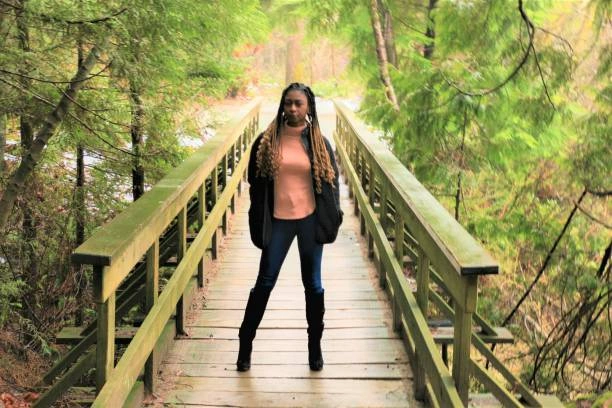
[67,99,261,407]
[333,100,556,407]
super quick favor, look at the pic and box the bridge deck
[151,142,422,406]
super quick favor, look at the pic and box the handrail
[332,100,546,407]
[72,98,261,302]
[71,98,261,407]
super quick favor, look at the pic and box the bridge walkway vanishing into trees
[33,98,564,407]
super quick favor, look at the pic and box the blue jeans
[254,212,324,294]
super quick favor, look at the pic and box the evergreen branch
[392,15,427,36]
[65,110,136,157]
[0,1,127,25]
[0,61,112,85]
[529,41,556,110]
[0,75,133,156]
[0,39,108,233]
[536,26,574,55]
[439,0,534,97]
[51,82,131,130]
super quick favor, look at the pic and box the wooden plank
[189,318,386,329]
[187,327,398,340]
[163,389,413,407]
[168,338,406,352]
[170,377,410,394]
[471,334,539,406]
[163,350,409,365]
[161,363,411,379]
[215,270,372,279]
[193,308,387,321]
[176,207,187,335]
[415,247,430,400]
[431,326,514,345]
[94,270,114,393]
[32,348,96,408]
[206,281,376,291]
[145,240,159,394]
[453,299,475,406]
[203,289,379,301]
[471,361,522,407]
[202,299,384,310]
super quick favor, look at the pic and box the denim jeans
[254,212,324,294]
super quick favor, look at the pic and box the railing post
[242,131,248,183]
[230,143,237,211]
[366,163,375,257]
[210,166,218,260]
[236,136,242,196]
[378,184,389,289]
[222,154,229,234]
[354,150,360,216]
[453,278,478,406]
[394,216,404,267]
[414,247,430,400]
[144,239,159,394]
[94,265,114,393]
[176,207,187,335]
[392,215,404,331]
[197,183,205,288]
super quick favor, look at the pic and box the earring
[306,113,312,124]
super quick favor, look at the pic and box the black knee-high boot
[237,287,271,371]
[305,290,325,371]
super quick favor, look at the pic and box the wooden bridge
[34,99,563,407]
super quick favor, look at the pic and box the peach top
[273,124,315,219]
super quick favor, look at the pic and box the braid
[255,83,336,193]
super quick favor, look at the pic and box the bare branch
[576,202,612,229]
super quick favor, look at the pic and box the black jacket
[247,126,343,249]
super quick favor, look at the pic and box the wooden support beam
[144,240,159,394]
[222,154,228,234]
[176,208,187,335]
[210,167,218,260]
[94,265,115,393]
[452,290,476,406]
[197,184,205,288]
[415,247,430,401]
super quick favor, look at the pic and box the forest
[0,0,610,406]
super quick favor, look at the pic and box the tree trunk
[130,83,145,201]
[74,40,87,326]
[368,0,399,111]
[455,107,467,221]
[16,0,39,329]
[423,0,437,59]
[0,115,6,174]
[379,0,398,67]
[0,40,106,233]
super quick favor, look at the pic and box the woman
[237,83,343,372]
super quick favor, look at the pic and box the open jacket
[247,126,344,249]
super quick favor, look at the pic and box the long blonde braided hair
[255,83,335,194]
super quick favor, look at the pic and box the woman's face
[283,90,309,127]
